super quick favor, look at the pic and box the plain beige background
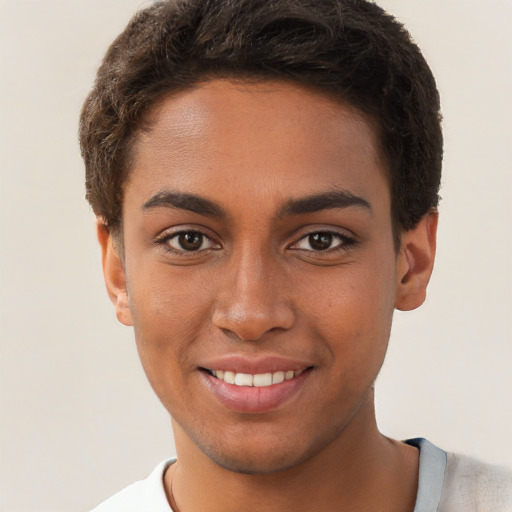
[1,1,511,510]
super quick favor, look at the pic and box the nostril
[220,327,265,343]
[219,327,250,342]
[213,303,295,341]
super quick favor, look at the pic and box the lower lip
[200,370,311,414]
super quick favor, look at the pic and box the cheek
[303,260,396,324]
[128,263,212,333]
[300,261,396,369]
[126,267,213,388]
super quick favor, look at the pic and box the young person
[80,1,512,510]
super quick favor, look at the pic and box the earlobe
[395,210,438,311]
[97,222,133,326]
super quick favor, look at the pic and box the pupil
[309,233,332,250]
[179,232,203,251]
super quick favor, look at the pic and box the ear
[97,222,133,326]
[395,210,438,311]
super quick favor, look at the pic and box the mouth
[198,364,313,413]
[202,368,307,387]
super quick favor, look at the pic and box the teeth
[272,371,285,384]
[223,371,235,384]
[211,369,304,387]
[253,373,272,387]
[234,373,253,386]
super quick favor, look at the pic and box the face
[102,79,432,474]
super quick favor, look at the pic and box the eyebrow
[278,190,371,217]
[143,191,225,217]
[142,188,371,219]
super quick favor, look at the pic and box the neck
[165,393,418,512]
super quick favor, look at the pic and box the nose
[212,250,295,341]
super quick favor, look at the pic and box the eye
[293,231,351,252]
[165,231,217,252]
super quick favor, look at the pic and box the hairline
[107,76,408,256]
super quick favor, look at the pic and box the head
[80,0,441,475]
[80,0,442,247]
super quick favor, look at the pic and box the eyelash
[154,228,357,257]
[155,229,220,256]
[290,230,357,255]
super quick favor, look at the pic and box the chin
[204,446,312,475]
[188,424,333,476]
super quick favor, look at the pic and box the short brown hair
[79,0,442,240]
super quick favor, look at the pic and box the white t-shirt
[91,439,512,511]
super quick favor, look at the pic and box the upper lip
[198,355,313,375]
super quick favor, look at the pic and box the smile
[207,369,305,387]
[201,366,312,413]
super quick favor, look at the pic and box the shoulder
[90,459,176,512]
[439,452,512,512]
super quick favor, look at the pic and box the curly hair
[79,0,442,241]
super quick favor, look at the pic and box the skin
[99,79,437,512]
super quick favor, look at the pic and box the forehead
[126,79,389,214]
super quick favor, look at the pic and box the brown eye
[293,231,351,252]
[166,231,216,252]
[179,232,203,250]
[308,233,333,251]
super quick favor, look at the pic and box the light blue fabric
[406,438,447,512]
